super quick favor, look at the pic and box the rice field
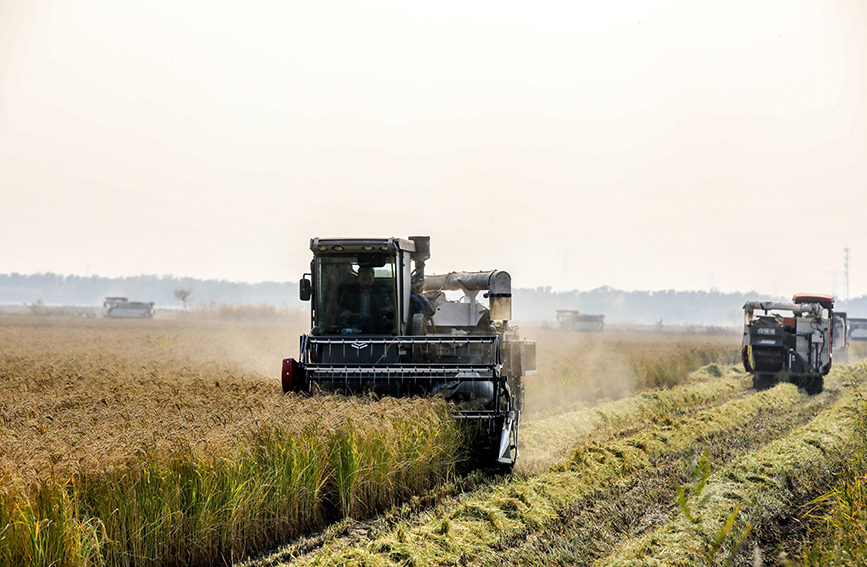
[2,313,864,566]
[264,366,867,567]
[526,328,740,417]
[0,315,460,566]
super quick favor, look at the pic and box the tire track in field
[242,369,753,567]
[250,370,829,567]
[598,369,863,566]
[518,368,751,475]
[476,382,840,566]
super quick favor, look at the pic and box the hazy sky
[2,1,866,296]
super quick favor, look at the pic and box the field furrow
[256,369,859,567]
[477,379,844,566]
[597,367,863,566]
[242,367,751,566]
[519,366,749,474]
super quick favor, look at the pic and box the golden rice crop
[848,340,867,362]
[0,314,748,566]
[0,316,461,566]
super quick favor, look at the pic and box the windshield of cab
[314,253,398,335]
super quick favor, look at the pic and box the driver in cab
[334,267,394,333]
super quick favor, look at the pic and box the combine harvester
[282,236,535,471]
[103,297,155,318]
[741,293,843,394]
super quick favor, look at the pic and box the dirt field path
[241,364,865,567]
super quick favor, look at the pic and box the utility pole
[844,247,850,302]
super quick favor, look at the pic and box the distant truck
[849,318,867,342]
[556,309,605,332]
[104,297,155,318]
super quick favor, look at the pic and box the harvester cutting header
[282,236,535,470]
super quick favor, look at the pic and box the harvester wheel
[494,463,514,475]
[752,373,775,391]
[804,376,824,396]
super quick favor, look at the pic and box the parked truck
[556,309,605,332]
[103,297,155,318]
[281,236,536,470]
[849,317,867,341]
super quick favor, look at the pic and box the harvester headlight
[318,246,327,252]
[362,245,374,251]
[332,245,344,251]
[380,245,388,251]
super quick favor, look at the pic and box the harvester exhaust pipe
[409,236,431,293]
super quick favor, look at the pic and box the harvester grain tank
[741,293,835,394]
[104,297,155,318]
[282,236,536,470]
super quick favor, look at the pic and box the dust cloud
[160,309,309,382]
[523,329,641,420]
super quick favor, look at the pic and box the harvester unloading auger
[282,236,536,470]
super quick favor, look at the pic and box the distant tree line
[0,273,300,310]
[512,286,867,327]
[3,273,866,326]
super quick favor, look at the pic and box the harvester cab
[283,236,536,470]
[741,293,834,394]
